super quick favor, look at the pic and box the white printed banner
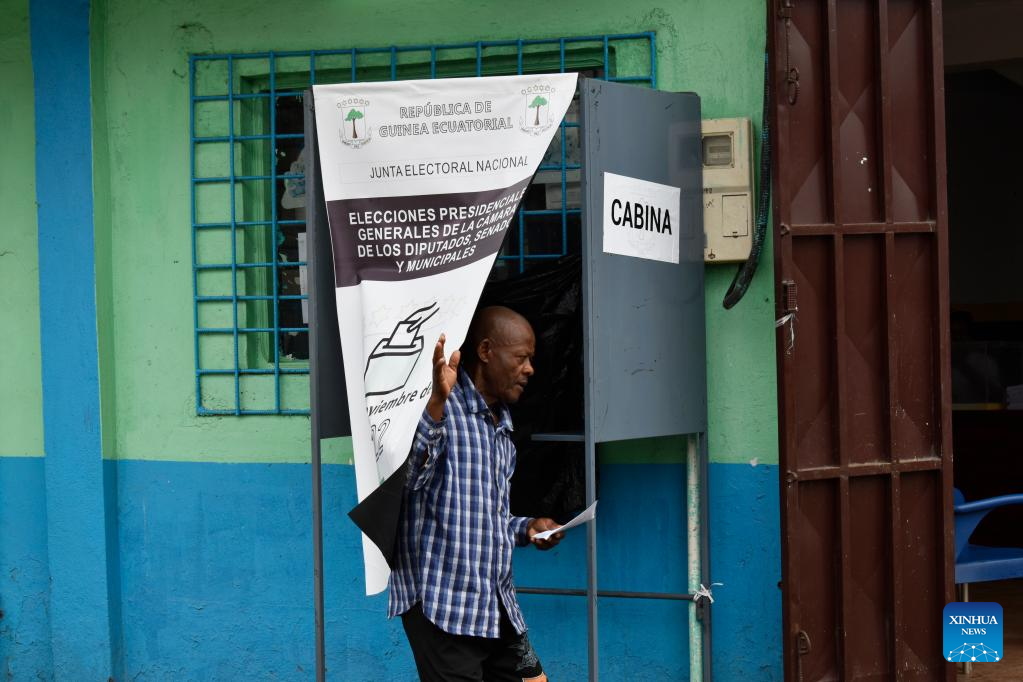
[313,73,578,594]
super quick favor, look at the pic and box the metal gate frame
[769,1,955,679]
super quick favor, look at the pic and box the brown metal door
[770,1,954,680]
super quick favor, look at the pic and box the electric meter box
[702,117,754,263]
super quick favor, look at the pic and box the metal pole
[312,427,326,682]
[579,77,599,682]
[699,432,713,682]
[304,91,327,682]
[517,587,695,601]
[687,434,703,680]
[585,435,599,681]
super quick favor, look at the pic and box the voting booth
[305,78,709,681]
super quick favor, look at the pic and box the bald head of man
[463,305,536,407]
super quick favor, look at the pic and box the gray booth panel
[579,79,707,443]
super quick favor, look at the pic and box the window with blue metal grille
[190,33,656,415]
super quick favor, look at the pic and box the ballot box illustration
[363,303,437,397]
[305,78,710,682]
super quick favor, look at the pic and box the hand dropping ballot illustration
[314,72,577,593]
[364,303,438,397]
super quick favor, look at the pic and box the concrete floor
[956,579,1023,681]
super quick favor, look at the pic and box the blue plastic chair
[954,487,1023,585]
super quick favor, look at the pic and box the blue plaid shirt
[387,370,533,638]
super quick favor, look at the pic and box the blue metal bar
[559,38,568,258]
[193,54,244,61]
[195,133,304,143]
[198,294,307,302]
[194,174,303,183]
[531,32,653,44]
[603,36,609,80]
[198,327,309,334]
[195,219,305,229]
[228,52,275,61]
[199,407,310,416]
[269,51,281,413]
[228,55,240,416]
[391,46,398,80]
[196,221,273,229]
[607,76,653,83]
[196,262,307,270]
[538,163,581,171]
[199,368,309,376]
[476,41,482,76]
[190,55,203,413]
[353,46,403,55]
[497,253,565,261]
[310,51,317,85]
[650,32,657,87]
[516,40,523,75]
[189,49,341,61]
[518,205,525,273]
[194,92,271,102]
[521,208,581,216]
[350,48,356,82]
[482,39,527,48]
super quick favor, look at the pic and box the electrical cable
[722,50,772,309]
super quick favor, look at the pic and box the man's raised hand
[426,333,460,422]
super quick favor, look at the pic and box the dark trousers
[400,602,545,681]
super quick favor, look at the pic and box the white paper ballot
[533,501,598,541]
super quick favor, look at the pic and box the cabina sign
[602,171,681,264]
[313,73,577,595]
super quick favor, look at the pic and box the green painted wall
[0,0,44,458]
[91,0,776,466]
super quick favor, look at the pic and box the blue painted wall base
[0,458,777,680]
[1,451,779,680]
[1,457,780,679]
[709,462,783,681]
[1,451,779,681]
[0,457,53,680]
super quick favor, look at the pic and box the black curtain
[474,255,588,523]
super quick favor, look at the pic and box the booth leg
[312,433,326,682]
[687,434,704,680]
[586,437,599,681]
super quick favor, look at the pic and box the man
[389,305,564,682]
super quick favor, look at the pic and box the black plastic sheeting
[473,255,589,524]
